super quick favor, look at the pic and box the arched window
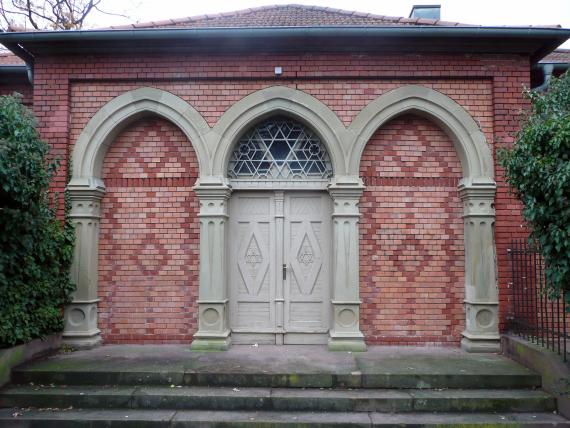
[228,117,333,180]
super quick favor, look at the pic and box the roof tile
[107,4,471,30]
[540,49,570,63]
[0,52,25,64]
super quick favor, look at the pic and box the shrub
[0,94,75,347]
[500,72,570,307]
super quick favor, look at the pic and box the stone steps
[0,385,557,413]
[0,409,568,427]
[10,367,542,389]
[1,346,567,426]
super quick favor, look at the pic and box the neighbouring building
[1,5,569,353]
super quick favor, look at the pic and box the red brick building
[1,5,568,352]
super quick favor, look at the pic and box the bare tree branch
[93,3,128,20]
[0,0,131,30]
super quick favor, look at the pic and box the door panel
[230,193,275,332]
[229,191,331,343]
[285,193,331,333]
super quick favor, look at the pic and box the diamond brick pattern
[360,114,465,346]
[98,117,200,344]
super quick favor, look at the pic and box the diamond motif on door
[237,231,269,295]
[245,235,263,267]
[297,234,314,266]
[290,226,322,295]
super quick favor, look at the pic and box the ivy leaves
[0,94,75,347]
[500,72,570,307]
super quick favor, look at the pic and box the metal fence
[508,240,568,361]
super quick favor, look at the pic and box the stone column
[459,182,500,352]
[191,178,232,351]
[63,181,105,348]
[327,177,367,352]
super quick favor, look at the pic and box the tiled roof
[108,4,474,29]
[0,51,25,65]
[540,49,570,63]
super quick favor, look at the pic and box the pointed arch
[211,86,349,176]
[69,87,210,190]
[347,85,494,186]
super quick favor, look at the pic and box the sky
[85,0,570,47]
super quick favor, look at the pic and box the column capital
[328,175,365,199]
[67,177,106,196]
[458,181,496,200]
[193,175,232,200]
[68,182,105,222]
[459,182,496,218]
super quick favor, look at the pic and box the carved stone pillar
[191,178,232,351]
[327,177,367,352]
[459,182,500,352]
[63,181,105,348]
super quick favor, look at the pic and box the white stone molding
[210,85,350,176]
[347,85,494,186]
[190,178,233,351]
[327,176,367,351]
[63,185,105,347]
[459,183,500,352]
[70,87,210,185]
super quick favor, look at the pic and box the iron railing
[508,240,568,361]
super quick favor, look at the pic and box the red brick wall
[98,117,200,343]
[29,52,531,344]
[0,81,33,107]
[360,114,465,345]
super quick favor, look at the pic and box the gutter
[0,25,567,41]
[533,62,569,91]
[1,41,34,84]
[0,26,568,55]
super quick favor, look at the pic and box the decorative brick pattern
[98,117,199,343]
[360,114,464,345]
[26,52,531,344]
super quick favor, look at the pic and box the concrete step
[0,385,557,413]
[9,345,543,389]
[0,408,568,427]
[10,367,542,390]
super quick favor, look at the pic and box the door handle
[282,264,287,280]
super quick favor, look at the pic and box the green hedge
[500,72,570,306]
[0,94,75,347]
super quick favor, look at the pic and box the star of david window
[228,117,333,180]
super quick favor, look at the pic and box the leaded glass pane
[228,117,333,180]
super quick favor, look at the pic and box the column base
[461,335,500,353]
[328,332,367,352]
[63,301,101,349]
[62,332,102,349]
[191,331,231,351]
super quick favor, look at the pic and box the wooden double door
[229,191,332,344]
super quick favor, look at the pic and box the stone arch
[210,86,349,177]
[70,87,210,190]
[348,85,499,352]
[63,87,210,347]
[347,85,494,186]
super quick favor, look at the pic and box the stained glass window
[228,117,333,180]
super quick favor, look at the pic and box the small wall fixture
[274,66,283,75]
